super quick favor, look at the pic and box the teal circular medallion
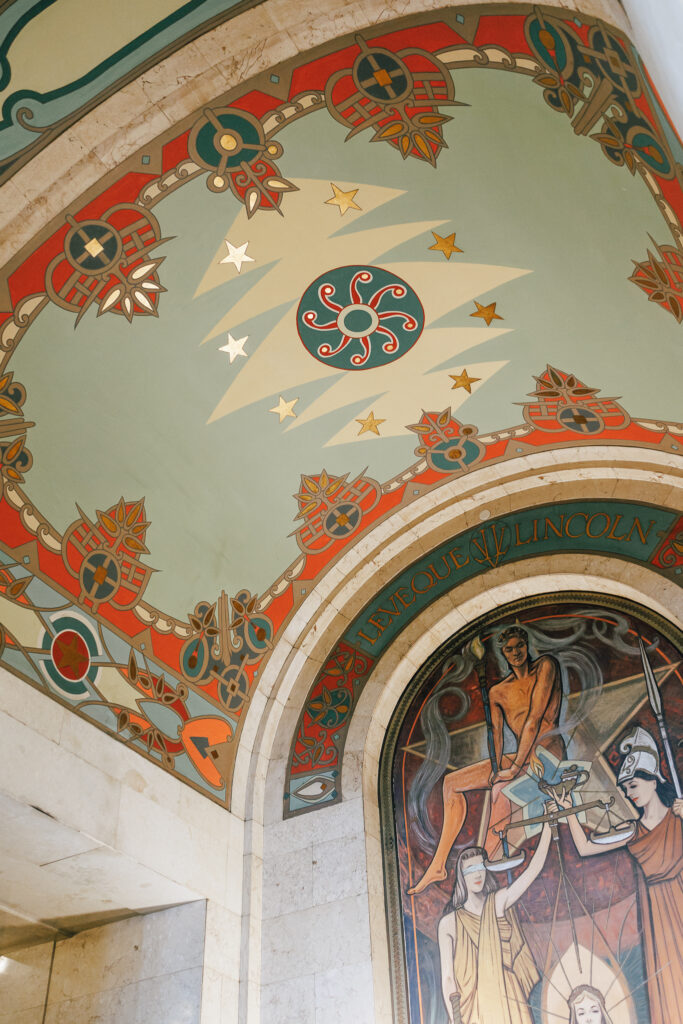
[190,108,264,171]
[297,265,424,370]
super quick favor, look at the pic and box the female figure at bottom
[438,820,552,1024]
[567,985,614,1024]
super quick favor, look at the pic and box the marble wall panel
[260,792,375,1022]
[44,903,206,1024]
[0,942,53,1024]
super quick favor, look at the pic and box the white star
[269,395,298,422]
[219,333,248,363]
[219,240,254,273]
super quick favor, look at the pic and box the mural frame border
[377,588,683,1024]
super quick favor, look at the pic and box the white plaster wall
[0,666,244,1022]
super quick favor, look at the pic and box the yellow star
[429,231,463,259]
[325,183,361,216]
[269,395,298,422]
[449,369,481,393]
[356,411,385,436]
[470,300,503,326]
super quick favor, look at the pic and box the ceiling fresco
[0,0,262,184]
[0,5,682,806]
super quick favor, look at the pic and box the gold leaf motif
[97,511,118,535]
[3,437,24,462]
[0,395,20,415]
[125,500,143,527]
[423,129,443,144]
[376,123,404,139]
[418,114,448,126]
[8,577,30,598]
[414,134,432,161]
[535,74,560,88]
[123,534,149,555]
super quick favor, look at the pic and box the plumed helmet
[617,726,665,784]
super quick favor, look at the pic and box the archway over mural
[379,592,683,1024]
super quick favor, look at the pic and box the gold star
[449,369,481,393]
[269,395,298,422]
[429,231,463,259]
[470,300,503,326]
[356,411,385,436]
[325,183,361,216]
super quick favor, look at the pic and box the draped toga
[628,809,683,1024]
[453,895,539,1024]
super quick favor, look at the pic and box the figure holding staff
[409,626,565,894]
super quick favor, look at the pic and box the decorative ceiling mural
[0,5,681,807]
[0,0,263,184]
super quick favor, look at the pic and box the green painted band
[351,500,675,655]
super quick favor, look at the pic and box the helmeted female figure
[558,726,683,1024]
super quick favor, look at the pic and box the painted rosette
[297,265,424,370]
[40,614,100,697]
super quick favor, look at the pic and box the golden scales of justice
[487,764,638,988]
[492,763,637,852]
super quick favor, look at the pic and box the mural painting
[383,597,683,1024]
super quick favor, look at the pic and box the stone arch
[239,449,681,1020]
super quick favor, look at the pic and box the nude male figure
[409,626,565,895]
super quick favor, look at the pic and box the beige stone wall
[0,666,243,1022]
[0,903,206,1024]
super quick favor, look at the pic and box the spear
[639,637,681,798]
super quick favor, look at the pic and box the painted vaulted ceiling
[0,2,681,807]
[0,0,263,183]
